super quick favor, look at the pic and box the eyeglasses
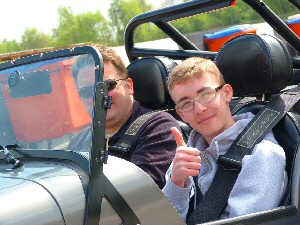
[104,78,128,91]
[78,78,128,99]
[175,84,225,113]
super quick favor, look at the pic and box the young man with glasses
[68,45,180,189]
[162,57,286,222]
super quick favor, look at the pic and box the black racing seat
[127,57,192,141]
[215,33,300,206]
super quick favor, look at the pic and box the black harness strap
[108,111,159,157]
[187,176,203,218]
[187,86,300,225]
[231,96,257,114]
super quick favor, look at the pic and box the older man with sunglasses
[68,44,180,189]
[162,57,286,223]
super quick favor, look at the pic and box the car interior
[215,33,300,222]
[127,56,192,141]
[126,32,300,223]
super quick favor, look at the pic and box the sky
[0,0,162,42]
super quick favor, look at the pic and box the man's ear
[127,78,134,95]
[223,84,233,103]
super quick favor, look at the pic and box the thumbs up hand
[171,127,201,188]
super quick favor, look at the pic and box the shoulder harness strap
[187,85,300,224]
[231,96,257,114]
[108,111,159,157]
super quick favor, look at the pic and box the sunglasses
[78,78,128,99]
[105,78,128,91]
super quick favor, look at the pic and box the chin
[106,109,117,121]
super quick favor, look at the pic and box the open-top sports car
[1,0,300,224]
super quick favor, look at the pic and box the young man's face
[170,75,234,143]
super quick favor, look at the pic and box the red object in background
[4,59,92,142]
[204,24,257,52]
[287,16,300,37]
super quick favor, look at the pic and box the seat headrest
[127,57,177,109]
[215,34,293,97]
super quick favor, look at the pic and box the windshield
[0,54,96,151]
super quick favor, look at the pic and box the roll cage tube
[243,0,300,53]
[124,0,300,62]
[288,0,300,10]
[124,0,236,62]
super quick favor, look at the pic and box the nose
[193,100,207,112]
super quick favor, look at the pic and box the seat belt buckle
[218,155,242,171]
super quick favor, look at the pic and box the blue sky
[0,0,162,41]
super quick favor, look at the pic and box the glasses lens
[105,79,117,91]
[176,101,193,113]
[79,86,94,98]
[198,90,216,105]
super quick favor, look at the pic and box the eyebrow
[104,77,116,81]
[176,86,212,104]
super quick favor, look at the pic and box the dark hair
[72,44,128,84]
[95,44,128,79]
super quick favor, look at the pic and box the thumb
[171,127,186,147]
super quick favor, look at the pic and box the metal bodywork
[0,46,184,225]
[0,160,86,225]
[0,154,184,225]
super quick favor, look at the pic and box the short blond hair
[167,57,225,91]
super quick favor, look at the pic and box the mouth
[198,115,214,124]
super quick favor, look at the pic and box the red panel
[205,28,257,52]
[4,59,91,142]
[287,23,300,37]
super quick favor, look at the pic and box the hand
[171,127,201,188]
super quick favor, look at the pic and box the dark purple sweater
[68,101,180,189]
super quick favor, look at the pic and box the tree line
[0,0,297,54]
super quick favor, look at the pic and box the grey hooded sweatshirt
[162,112,286,221]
